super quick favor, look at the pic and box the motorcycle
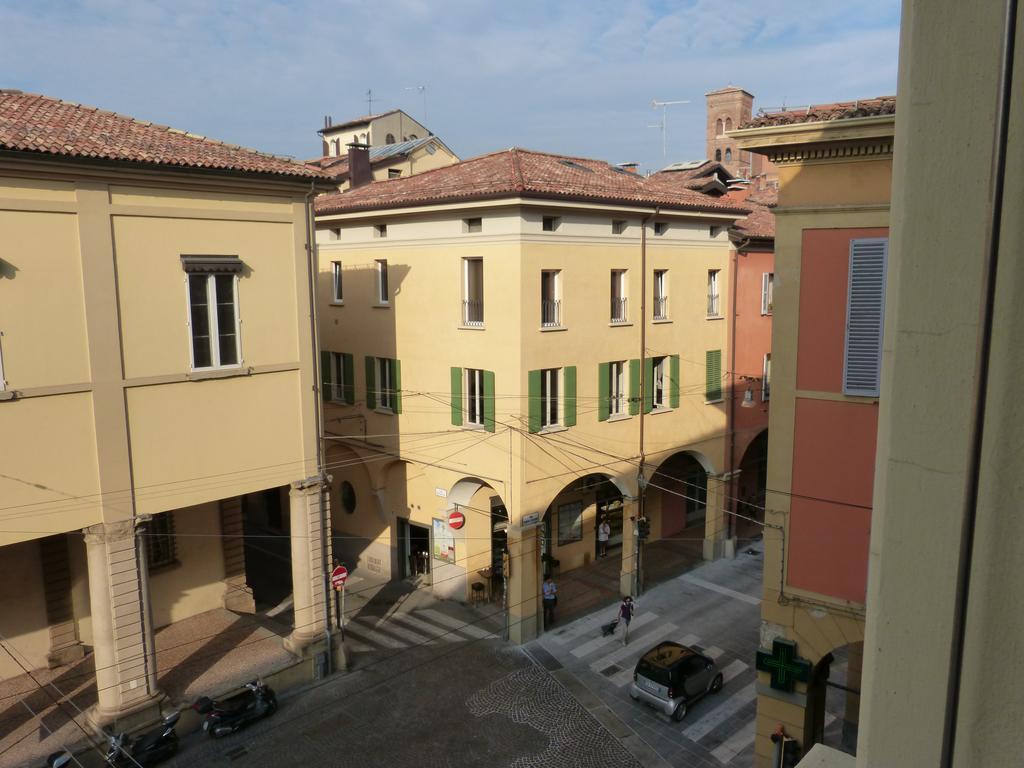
[193,679,277,738]
[104,710,180,767]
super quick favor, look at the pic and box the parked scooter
[42,752,72,767]
[193,679,277,738]
[104,710,180,767]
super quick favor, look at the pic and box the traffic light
[637,517,650,540]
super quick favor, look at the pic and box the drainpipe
[304,181,333,675]
[635,207,658,595]
[726,238,747,543]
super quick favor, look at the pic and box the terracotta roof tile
[316,148,749,216]
[742,96,896,129]
[731,190,777,240]
[0,90,327,180]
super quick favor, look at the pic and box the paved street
[529,541,765,768]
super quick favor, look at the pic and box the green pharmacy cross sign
[756,638,811,692]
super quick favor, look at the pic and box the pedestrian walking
[619,596,635,645]
[542,575,558,630]
[597,517,611,557]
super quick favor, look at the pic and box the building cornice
[727,115,896,166]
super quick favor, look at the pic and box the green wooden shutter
[669,354,680,409]
[364,356,376,411]
[342,353,355,404]
[391,358,402,414]
[643,357,654,414]
[450,367,463,426]
[706,350,722,401]
[597,362,610,422]
[563,366,577,427]
[528,369,542,433]
[320,350,332,401]
[628,359,640,416]
[483,370,496,433]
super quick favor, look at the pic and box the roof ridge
[509,147,526,192]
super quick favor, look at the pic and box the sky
[1,1,901,174]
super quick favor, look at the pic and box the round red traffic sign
[448,510,465,530]
[331,565,349,590]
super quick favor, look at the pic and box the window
[715,149,722,162]
[385,133,396,144]
[716,118,724,137]
[375,259,390,304]
[707,269,721,317]
[387,169,402,179]
[464,217,482,233]
[450,366,495,432]
[528,366,577,432]
[761,272,774,314]
[652,356,667,409]
[465,368,485,426]
[653,270,668,320]
[462,258,484,326]
[322,351,354,403]
[340,481,357,514]
[612,219,627,234]
[653,222,668,236]
[725,148,733,162]
[843,238,888,397]
[409,133,418,140]
[374,224,388,238]
[763,354,772,401]
[710,226,722,237]
[145,512,177,569]
[706,349,723,402]
[186,272,240,370]
[331,261,344,303]
[366,356,401,412]
[328,227,341,240]
[557,501,583,545]
[725,118,733,132]
[599,360,626,419]
[541,270,561,327]
[610,270,627,323]
[542,216,560,232]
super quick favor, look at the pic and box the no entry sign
[331,565,349,590]
[448,510,466,530]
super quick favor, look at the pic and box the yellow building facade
[315,149,749,642]
[0,91,335,727]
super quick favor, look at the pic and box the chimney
[616,162,640,174]
[347,142,373,188]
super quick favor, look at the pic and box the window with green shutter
[341,352,355,404]
[483,370,495,433]
[599,361,627,421]
[643,357,655,413]
[669,354,680,408]
[321,350,332,401]
[563,366,577,427]
[528,369,542,433]
[706,350,723,402]
[628,359,641,415]
[598,362,610,422]
[324,352,355,404]
[364,356,376,410]
[450,367,463,426]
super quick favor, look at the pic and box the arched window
[352,134,358,144]
[715,149,722,162]
[725,148,733,162]
[725,117,733,131]
[385,133,395,144]
[716,119,724,137]
[409,133,418,140]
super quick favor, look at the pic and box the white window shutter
[843,238,888,396]
[761,273,770,314]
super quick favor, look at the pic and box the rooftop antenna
[650,99,690,162]
[366,89,377,114]
[404,85,427,127]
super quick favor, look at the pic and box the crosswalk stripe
[338,629,375,653]
[547,609,620,646]
[607,632,700,688]
[590,626,684,674]
[720,659,748,684]
[709,718,755,764]
[703,646,725,660]
[391,612,460,642]
[365,617,435,645]
[680,574,761,606]
[682,682,756,742]
[417,608,496,640]
[342,621,407,649]
[570,612,658,658]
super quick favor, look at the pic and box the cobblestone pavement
[159,595,640,768]
[529,541,766,768]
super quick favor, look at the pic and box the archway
[439,477,508,603]
[806,641,863,757]
[735,429,768,545]
[325,442,384,579]
[641,451,712,587]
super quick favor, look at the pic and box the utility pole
[650,99,690,162]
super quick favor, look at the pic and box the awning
[180,255,244,274]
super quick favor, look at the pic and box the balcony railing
[707,292,720,317]
[653,296,668,320]
[610,297,628,324]
[541,298,562,327]
[462,298,484,326]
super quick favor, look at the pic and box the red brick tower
[706,86,777,189]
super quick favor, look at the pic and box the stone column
[219,498,255,614]
[702,472,731,561]
[284,478,332,656]
[507,522,539,644]
[619,497,638,597]
[83,521,160,724]
[39,534,85,667]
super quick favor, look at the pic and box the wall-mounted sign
[432,517,455,564]
[435,487,448,498]
[521,512,541,529]
[756,637,811,692]
[448,510,465,530]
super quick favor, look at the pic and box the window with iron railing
[653,269,668,320]
[707,269,721,317]
[541,270,562,327]
[610,269,627,324]
[462,258,484,326]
